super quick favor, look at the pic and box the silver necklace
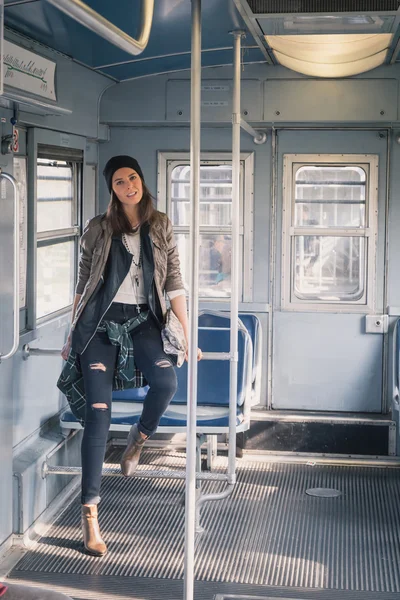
[122,232,143,312]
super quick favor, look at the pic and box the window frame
[35,154,81,324]
[157,151,254,302]
[281,153,378,313]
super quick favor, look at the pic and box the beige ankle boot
[81,504,107,556]
[120,423,146,477]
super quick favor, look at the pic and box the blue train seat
[394,318,400,402]
[198,310,262,405]
[61,324,253,434]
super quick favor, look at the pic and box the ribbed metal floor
[6,574,400,600]
[7,449,400,597]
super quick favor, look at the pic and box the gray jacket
[72,211,184,331]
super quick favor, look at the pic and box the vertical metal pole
[228,31,243,483]
[0,0,4,97]
[267,127,277,409]
[184,1,201,599]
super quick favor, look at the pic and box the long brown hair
[106,180,159,234]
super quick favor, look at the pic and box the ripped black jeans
[79,303,178,505]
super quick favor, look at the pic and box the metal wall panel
[387,136,400,310]
[0,361,13,546]
[264,79,398,122]
[272,129,388,412]
[102,66,400,126]
[0,146,16,546]
[166,79,263,123]
[273,312,383,411]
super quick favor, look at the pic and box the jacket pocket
[151,240,167,277]
[92,244,103,261]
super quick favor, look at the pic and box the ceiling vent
[247,1,399,13]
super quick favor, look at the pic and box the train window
[159,152,254,301]
[293,235,365,301]
[282,156,378,310]
[36,157,80,320]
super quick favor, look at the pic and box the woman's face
[112,168,143,208]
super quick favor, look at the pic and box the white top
[113,230,185,305]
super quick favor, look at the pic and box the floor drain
[306,487,342,498]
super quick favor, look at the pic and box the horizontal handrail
[22,345,61,359]
[23,346,233,362]
[3,91,73,115]
[240,118,267,145]
[0,173,20,362]
[195,483,235,534]
[44,0,154,56]
[43,462,228,481]
[202,351,231,361]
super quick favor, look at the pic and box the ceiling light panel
[266,33,392,77]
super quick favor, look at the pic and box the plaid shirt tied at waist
[57,311,149,425]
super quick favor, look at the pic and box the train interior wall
[3,30,400,551]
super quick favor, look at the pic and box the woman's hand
[168,296,202,362]
[185,347,203,362]
[61,334,72,361]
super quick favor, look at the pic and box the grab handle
[0,172,20,362]
[44,0,154,56]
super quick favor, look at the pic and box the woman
[60,155,201,557]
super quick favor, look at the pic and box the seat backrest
[237,314,260,382]
[113,385,148,402]
[171,326,251,407]
[396,318,400,395]
[198,311,260,382]
[198,313,231,329]
[113,312,254,405]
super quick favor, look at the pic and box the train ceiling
[4,0,400,81]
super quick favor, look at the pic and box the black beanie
[103,155,145,193]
